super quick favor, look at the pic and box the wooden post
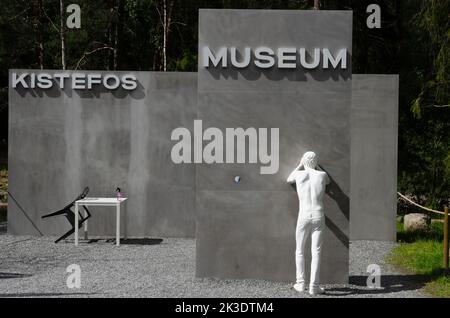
[444,206,449,269]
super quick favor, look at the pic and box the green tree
[410,0,450,118]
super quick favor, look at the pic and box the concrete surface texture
[196,10,352,283]
[7,72,400,244]
[0,234,428,298]
[350,75,398,240]
[8,70,197,238]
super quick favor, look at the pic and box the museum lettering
[11,72,138,90]
[202,46,348,69]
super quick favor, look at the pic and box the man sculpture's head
[301,151,318,169]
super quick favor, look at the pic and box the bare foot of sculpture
[293,283,306,292]
[309,286,325,295]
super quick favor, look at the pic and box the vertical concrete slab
[8,70,197,238]
[196,10,352,283]
[350,74,399,241]
[8,70,71,235]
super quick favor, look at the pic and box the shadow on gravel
[0,292,98,297]
[0,272,33,279]
[87,238,163,245]
[324,274,428,296]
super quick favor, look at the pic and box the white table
[74,197,127,246]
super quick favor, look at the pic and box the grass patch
[388,221,450,297]
[397,220,443,243]
[425,275,450,298]
[387,240,444,275]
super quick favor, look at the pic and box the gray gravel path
[0,233,428,298]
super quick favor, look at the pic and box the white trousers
[295,210,324,288]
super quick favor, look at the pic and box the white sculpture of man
[287,151,330,295]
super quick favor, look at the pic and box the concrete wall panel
[8,70,197,238]
[196,9,352,283]
[350,74,399,241]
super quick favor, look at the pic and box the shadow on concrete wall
[322,166,349,221]
[324,216,349,249]
[206,51,352,82]
[14,80,146,100]
[322,165,349,249]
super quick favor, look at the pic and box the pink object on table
[116,187,122,201]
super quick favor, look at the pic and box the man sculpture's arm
[287,161,303,184]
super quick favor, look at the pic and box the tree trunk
[107,6,112,71]
[37,0,44,69]
[313,0,320,10]
[60,0,66,70]
[161,0,175,72]
[113,0,121,70]
[163,0,167,71]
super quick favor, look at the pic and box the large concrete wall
[196,10,352,283]
[8,70,197,238]
[350,74,398,241]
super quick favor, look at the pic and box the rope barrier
[397,192,445,215]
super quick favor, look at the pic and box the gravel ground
[0,231,428,298]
